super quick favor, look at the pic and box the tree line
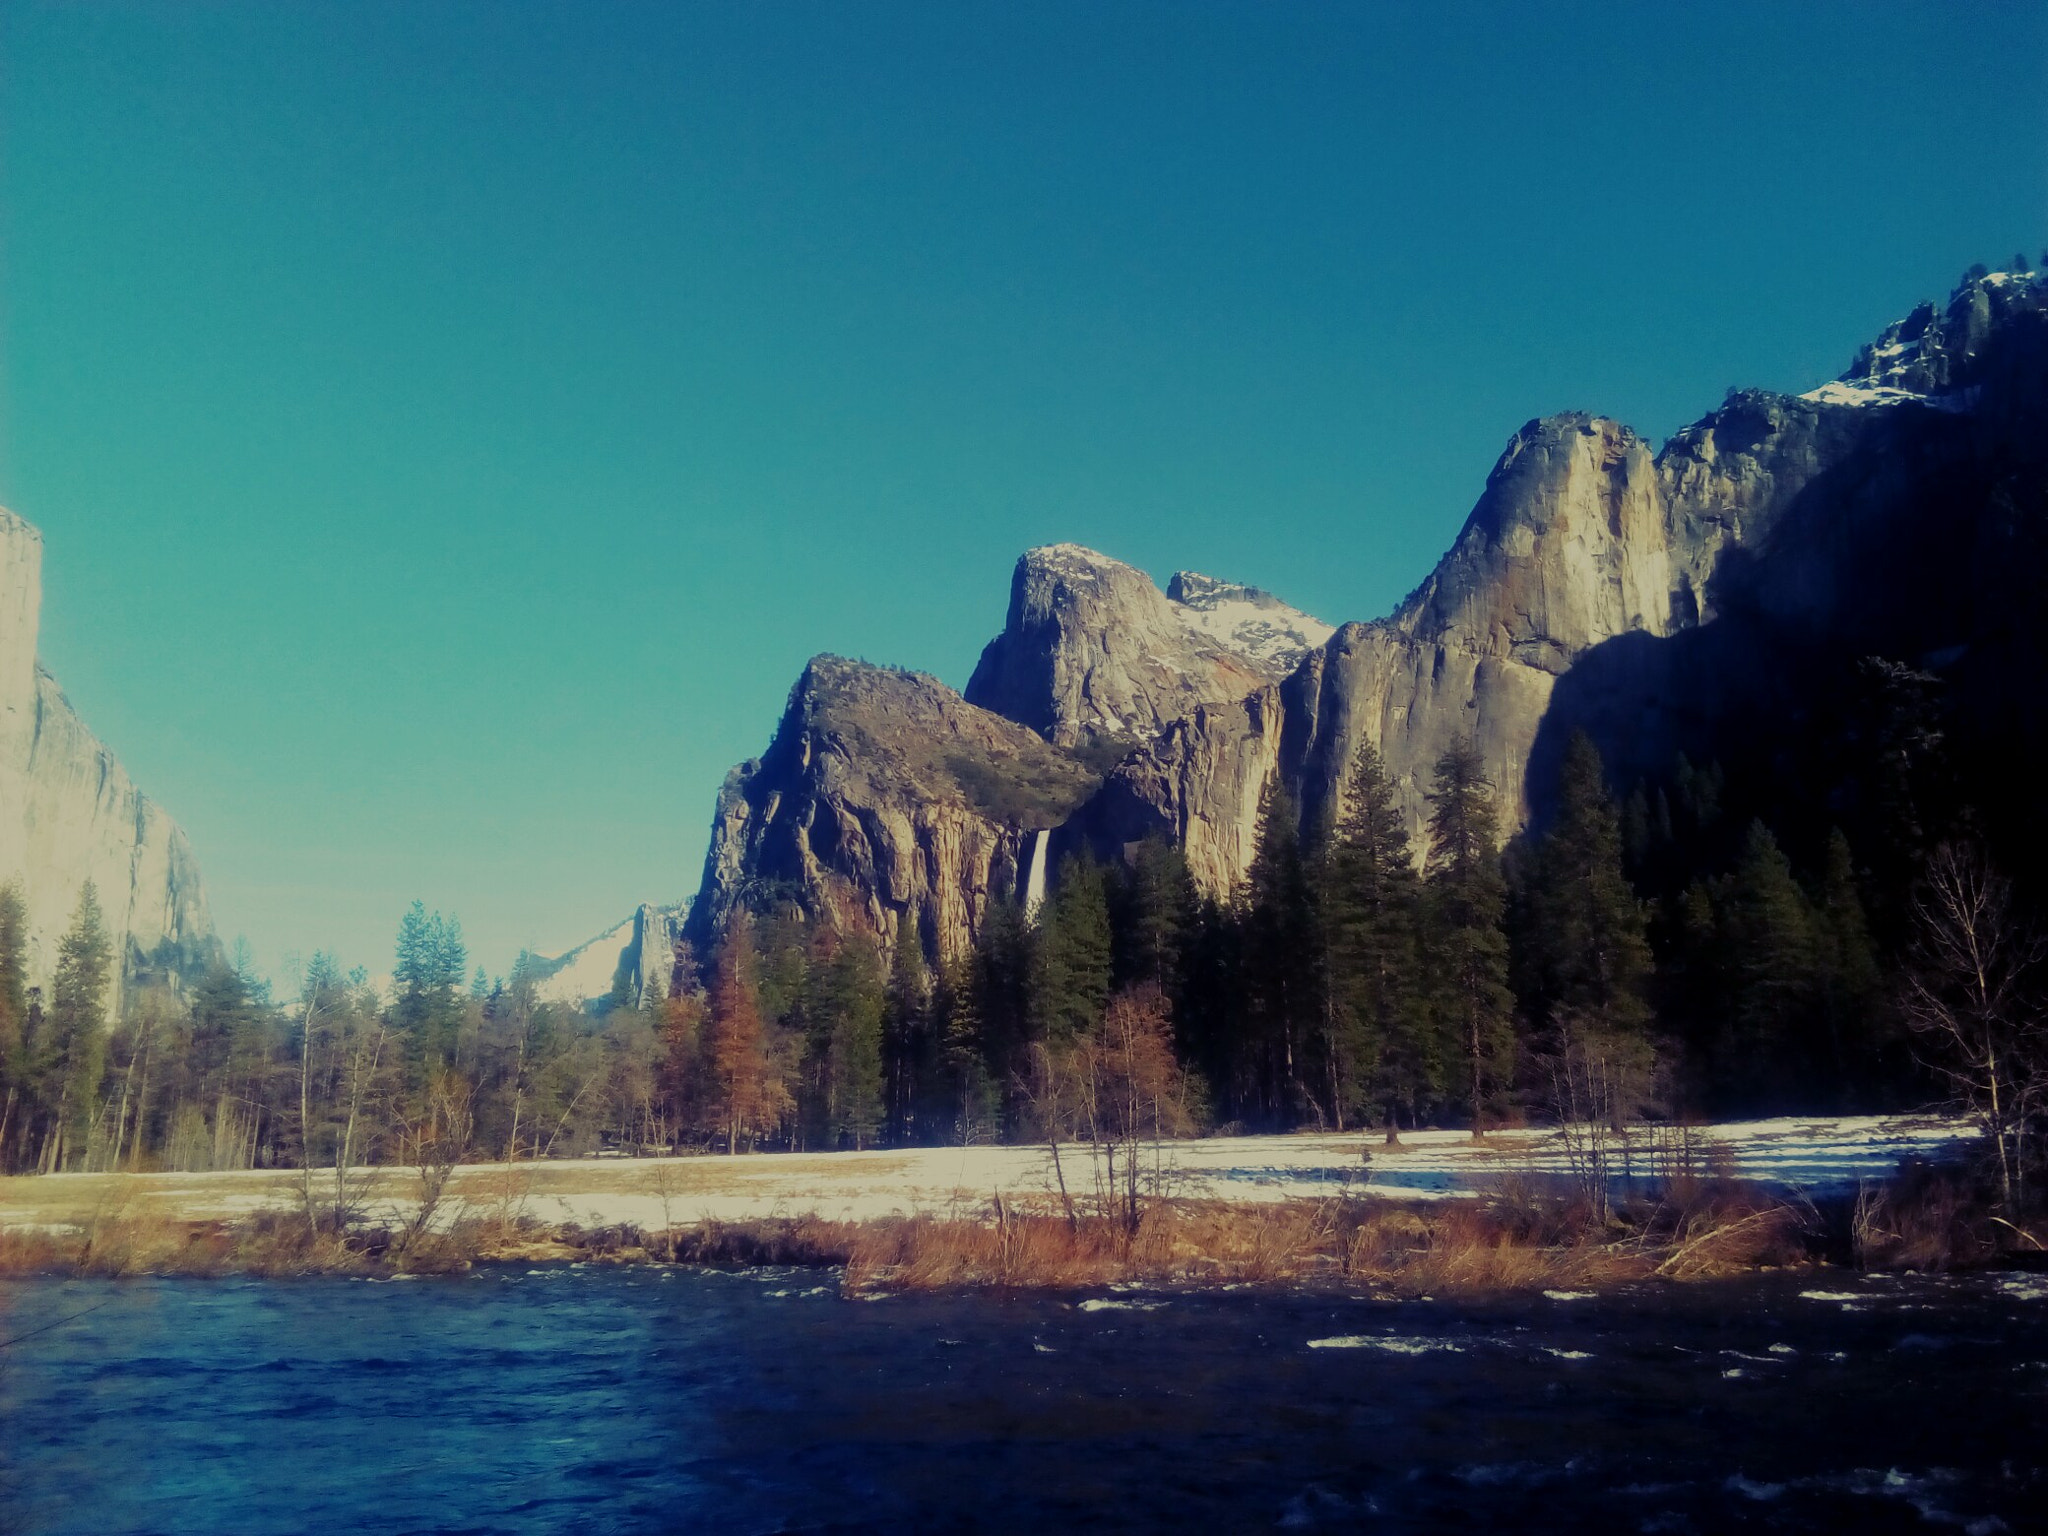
[2,719,2040,1196]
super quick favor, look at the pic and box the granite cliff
[689,267,2048,959]
[0,508,218,997]
[687,656,1102,960]
[1078,267,2048,887]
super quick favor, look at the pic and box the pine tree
[1719,821,1820,1108]
[1110,837,1196,994]
[1174,895,1251,1124]
[1318,738,1430,1135]
[883,915,930,1145]
[0,882,26,1164]
[1813,827,1886,1100]
[1527,734,1655,1039]
[972,901,1038,1108]
[1423,744,1513,1138]
[1519,734,1660,1138]
[656,973,705,1148]
[43,881,112,1170]
[820,939,885,1149]
[1658,880,1727,1111]
[933,954,999,1145]
[393,901,467,1072]
[1035,855,1113,1044]
[1243,779,1322,1125]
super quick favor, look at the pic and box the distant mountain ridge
[678,265,2047,969]
[530,901,688,1010]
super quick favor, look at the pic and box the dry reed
[3,1162,2028,1293]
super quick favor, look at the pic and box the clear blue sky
[3,2,2043,985]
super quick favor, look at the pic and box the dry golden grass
[3,1171,2017,1295]
[834,1196,1719,1296]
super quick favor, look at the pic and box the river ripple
[1,1267,2043,1533]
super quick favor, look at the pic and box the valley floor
[0,1115,1970,1237]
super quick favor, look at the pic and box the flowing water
[1,1266,2043,1534]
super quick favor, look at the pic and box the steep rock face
[1078,688,1289,896]
[690,656,1103,962]
[0,508,217,995]
[1080,414,1686,863]
[964,544,1329,746]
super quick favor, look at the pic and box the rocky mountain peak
[1394,412,1669,668]
[1805,266,2045,407]
[965,544,1329,747]
[689,652,1110,962]
[532,900,689,1010]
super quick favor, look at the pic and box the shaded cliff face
[1075,269,2048,891]
[690,656,1102,962]
[964,544,1330,746]
[0,508,218,996]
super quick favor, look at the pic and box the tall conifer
[1319,739,1431,1135]
[1423,744,1513,1137]
[1244,780,1321,1124]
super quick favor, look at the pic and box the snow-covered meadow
[0,1115,1972,1235]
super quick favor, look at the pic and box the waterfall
[1021,828,1051,921]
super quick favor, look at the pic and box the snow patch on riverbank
[0,1114,1976,1234]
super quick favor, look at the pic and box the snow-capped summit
[1166,570,1334,675]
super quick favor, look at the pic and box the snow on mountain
[1166,570,1334,674]
[531,917,636,1007]
[1801,266,2041,408]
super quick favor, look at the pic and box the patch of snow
[1168,570,1334,675]
[1801,381,1927,408]
[530,917,636,1007]
[6,1113,1978,1235]
[1992,1275,2048,1301]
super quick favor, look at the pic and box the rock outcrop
[964,544,1330,747]
[0,508,217,996]
[689,656,1102,961]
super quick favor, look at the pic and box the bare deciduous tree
[1069,985,1202,1233]
[395,1071,474,1256]
[1901,842,2047,1206]
[1539,1012,1660,1222]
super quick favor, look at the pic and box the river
[1,1266,2042,1533]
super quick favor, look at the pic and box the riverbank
[3,1163,2035,1295]
[0,1116,2021,1294]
